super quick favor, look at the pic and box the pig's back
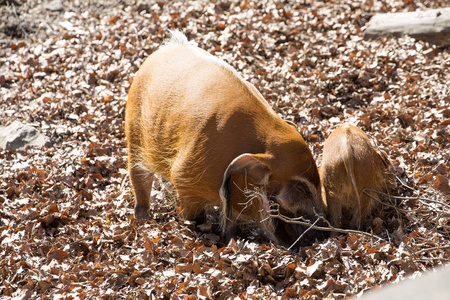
[126,37,277,179]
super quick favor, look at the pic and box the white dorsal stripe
[166,30,245,82]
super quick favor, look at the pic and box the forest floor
[0,0,449,298]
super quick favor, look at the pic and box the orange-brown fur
[320,123,394,231]
[125,32,324,246]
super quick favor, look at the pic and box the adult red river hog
[320,123,394,231]
[125,31,326,247]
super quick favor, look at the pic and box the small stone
[0,121,50,150]
[44,0,64,12]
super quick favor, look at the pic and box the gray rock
[358,266,450,300]
[0,0,22,6]
[364,8,450,45]
[0,121,50,150]
[44,0,64,12]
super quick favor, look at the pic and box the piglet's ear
[376,148,392,168]
[219,153,271,241]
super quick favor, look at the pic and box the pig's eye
[294,183,312,198]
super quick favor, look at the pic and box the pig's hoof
[134,207,150,220]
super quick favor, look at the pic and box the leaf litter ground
[0,0,449,298]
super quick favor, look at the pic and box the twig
[414,245,450,255]
[269,208,384,242]
[417,198,450,211]
[363,190,412,213]
[415,257,450,263]
[364,188,450,210]
[288,218,319,251]
[394,172,417,191]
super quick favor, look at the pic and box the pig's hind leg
[130,165,155,220]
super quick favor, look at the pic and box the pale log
[364,8,450,45]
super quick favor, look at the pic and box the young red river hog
[320,123,394,231]
[125,31,325,246]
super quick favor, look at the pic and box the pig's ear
[221,153,271,191]
[219,154,271,236]
[376,148,392,168]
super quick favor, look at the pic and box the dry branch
[267,206,384,242]
[364,188,450,211]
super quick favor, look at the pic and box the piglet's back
[320,123,392,230]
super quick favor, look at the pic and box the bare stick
[288,218,319,251]
[364,188,450,210]
[364,189,448,224]
[394,172,417,191]
[363,190,414,213]
[415,257,450,263]
[268,208,384,242]
[414,245,450,255]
